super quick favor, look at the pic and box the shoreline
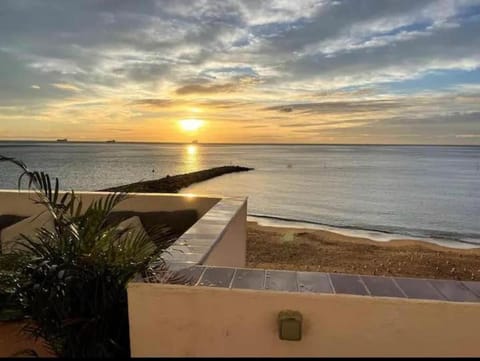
[246,221,480,281]
[248,215,480,250]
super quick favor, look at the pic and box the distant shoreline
[100,165,253,193]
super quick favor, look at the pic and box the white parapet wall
[202,200,247,267]
[0,190,248,268]
[0,190,220,218]
[128,283,480,357]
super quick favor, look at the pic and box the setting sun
[179,119,204,132]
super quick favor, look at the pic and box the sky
[0,0,480,144]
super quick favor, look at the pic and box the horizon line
[0,139,479,147]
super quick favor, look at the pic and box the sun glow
[179,118,204,132]
[187,144,197,155]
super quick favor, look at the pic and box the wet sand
[246,221,480,281]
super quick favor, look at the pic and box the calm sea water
[0,142,479,245]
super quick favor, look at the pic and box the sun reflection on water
[183,144,199,173]
[187,144,197,155]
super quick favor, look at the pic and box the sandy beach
[246,221,480,281]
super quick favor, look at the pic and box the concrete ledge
[143,197,248,272]
[159,265,480,303]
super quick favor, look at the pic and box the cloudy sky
[1,0,479,144]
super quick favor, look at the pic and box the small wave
[247,213,480,249]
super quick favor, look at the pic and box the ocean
[0,142,479,247]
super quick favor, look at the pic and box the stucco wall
[0,190,219,218]
[202,200,247,268]
[128,283,480,357]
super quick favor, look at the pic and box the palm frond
[0,155,178,357]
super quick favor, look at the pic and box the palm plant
[0,156,178,357]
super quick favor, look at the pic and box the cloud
[51,83,81,92]
[306,110,480,144]
[0,0,479,143]
[103,128,135,133]
[176,74,259,95]
[242,124,268,128]
[279,122,319,128]
[131,98,176,107]
[265,99,407,114]
[112,62,171,83]
[176,82,239,95]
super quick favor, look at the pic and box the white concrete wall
[0,190,220,218]
[128,283,480,357]
[203,200,247,268]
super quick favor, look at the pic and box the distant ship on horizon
[56,138,68,142]
[106,139,116,143]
